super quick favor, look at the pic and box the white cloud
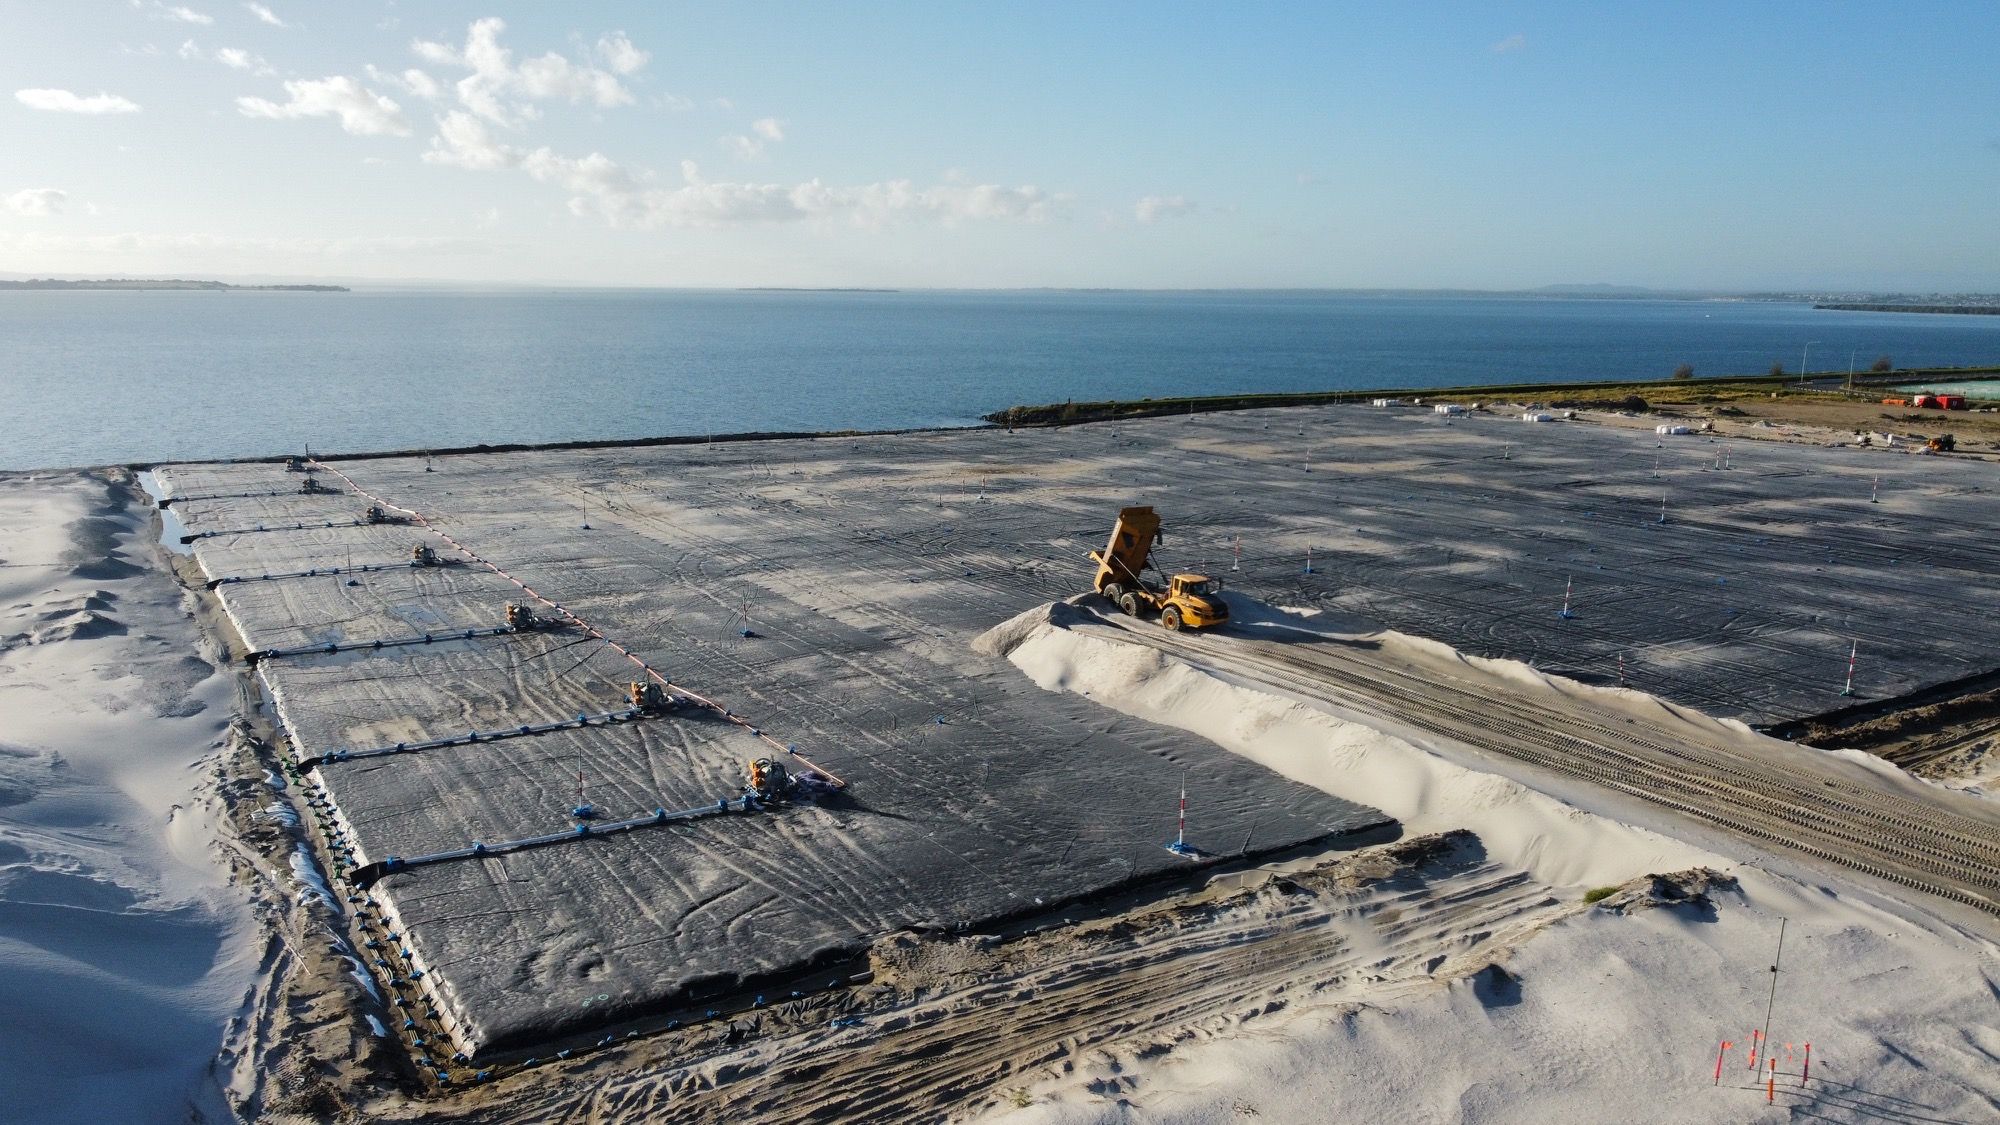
[177,40,270,73]
[422,110,516,169]
[723,118,785,160]
[1134,195,1196,223]
[159,4,213,24]
[15,88,142,114]
[1491,33,1527,54]
[360,156,388,166]
[402,69,441,99]
[4,188,68,217]
[236,76,410,136]
[596,32,649,76]
[365,65,444,100]
[558,155,1056,229]
[411,17,636,126]
[423,114,1058,231]
[243,2,283,26]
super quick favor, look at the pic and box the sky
[2,1,1997,290]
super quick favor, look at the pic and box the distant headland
[0,278,348,292]
[1814,302,2000,316]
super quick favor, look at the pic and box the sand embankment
[979,596,2000,1123]
[0,470,258,1122]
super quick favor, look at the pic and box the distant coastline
[1816,302,2000,316]
[0,278,348,292]
[738,286,899,293]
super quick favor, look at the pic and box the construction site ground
[155,401,2000,1077]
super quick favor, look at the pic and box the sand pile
[978,597,2000,1124]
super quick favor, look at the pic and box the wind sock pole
[1177,772,1187,851]
[1166,770,1195,858]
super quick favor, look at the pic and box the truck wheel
[1103,582,1125,606]
[1118,592,1141,617]
[1162,607,1183,631]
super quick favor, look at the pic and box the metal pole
[1759,917,1788,1066]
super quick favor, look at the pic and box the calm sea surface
[4,289,1999,469]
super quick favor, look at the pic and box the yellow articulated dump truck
[1087,505,1229,631]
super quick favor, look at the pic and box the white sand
[0,472,257,1122]
[979,597,2000,1123]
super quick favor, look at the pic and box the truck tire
[1103,582,1125,606]
[1118,592,1141,617]
[1162,607,1183,631]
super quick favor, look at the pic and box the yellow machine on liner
[1088,506,1229,631]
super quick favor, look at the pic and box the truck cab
[1165,574,1230,630]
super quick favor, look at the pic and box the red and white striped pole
[1232,535,1241,572]
[1841,640,1857,697]
[1618,653,1626,685]
[1559,576,1575,619]
[1713,1039,1732,1085]
[1304,544,1313,575]
[1870,477,1879,504]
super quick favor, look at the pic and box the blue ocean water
[3,288,1998,469]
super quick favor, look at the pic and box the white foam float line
[305,459,848,790]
